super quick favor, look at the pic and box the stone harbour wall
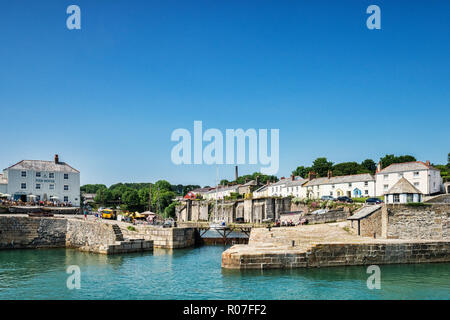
[0,216,153,254]
[222,241,450,269]
[0,216,67,249]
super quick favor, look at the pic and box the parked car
[321,195,335,201]
[337,196,353,203]
[365,197,383,205]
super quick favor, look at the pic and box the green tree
[312,157,333,177]
[291,166,311,178]
[380,154,416,168]
[332,162,360,176]
[164,202,178,218]
[360,159,376,173]
[122,189,141,212]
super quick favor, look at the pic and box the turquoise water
[0,246,449,300]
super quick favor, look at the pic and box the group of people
[0,198,72,207]
[273,218,308,227]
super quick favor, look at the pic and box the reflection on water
[0,246,449,300]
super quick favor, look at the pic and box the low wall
[383,204,449,240]
[222,241,450,269]
[120,225,196,249]
[303,209,349,224]
[0,216,67,249]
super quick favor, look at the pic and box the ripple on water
[0,247,449,300]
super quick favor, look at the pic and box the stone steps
[111,224,124,241]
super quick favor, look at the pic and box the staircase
[111,224,124,241]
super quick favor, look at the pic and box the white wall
[6,169,80,206]
[305,181,376,199]
[375,169,442,196]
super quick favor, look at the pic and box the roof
[5,160,79,173]
[205,185,240,194]
[303,173,375,187]
[386,177,422,194]
[191,187,214,194]
[284,177,307,187]
[348,205,382,220]
[253,185,268,193]
[377,161,438,174]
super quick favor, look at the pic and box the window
[364,181,368,187]
[407,194,413,203]
[330,192,333,196]
[36,172,41,177]
[384,184,389,190]
[348,183,352,187]
[21,171,26,177]
[393,194,400,203]
[332,185,335,189]
[64,196,69,202]
[49,173,54,179]
[36,184,41,190]
[49,184,55,190]
[21,183,26,189]
[365,190,368,195]
[398,173,403,178]
[414,172,419,177]
[64,185,69,191]
[64,173,69,179]
[414,182,419,187]
[384,174,388,179]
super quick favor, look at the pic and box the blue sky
[1,0,449,187]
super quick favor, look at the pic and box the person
[84,210,87,220]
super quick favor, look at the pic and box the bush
[127,226,136,231]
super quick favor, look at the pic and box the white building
[203,185,240,200]
[302,173,376,199]
[2,155,81,206]
[267,178,289,197]
[0,174,7,194]
[385,177,423,204]
[375,161,442,197]
[280,176,307,198]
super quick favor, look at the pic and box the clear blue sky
[1,0,449,187]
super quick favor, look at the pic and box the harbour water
[0,246,449,300]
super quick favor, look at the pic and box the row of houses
[187,161,444,203]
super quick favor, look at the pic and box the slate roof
[386,177,422,194]
[5,160,79,173]
[377,161,438,174]
[348,204,382,220]
[303,173,375,187]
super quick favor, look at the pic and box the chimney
[376,161,382,173]
[425,160,430,166]
[235,166,238,181]
[327,170,332,179]
[54,154,59,164]
[256,176,260,185]
[291,174,295,181]
[307,171,316,181]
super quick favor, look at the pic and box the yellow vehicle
[101,209,116,220]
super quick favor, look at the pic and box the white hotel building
[2,155,81,206]
[375,161,442,197]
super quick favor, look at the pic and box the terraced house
[302,172,376,199]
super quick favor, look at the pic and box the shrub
[127,226,136,231]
